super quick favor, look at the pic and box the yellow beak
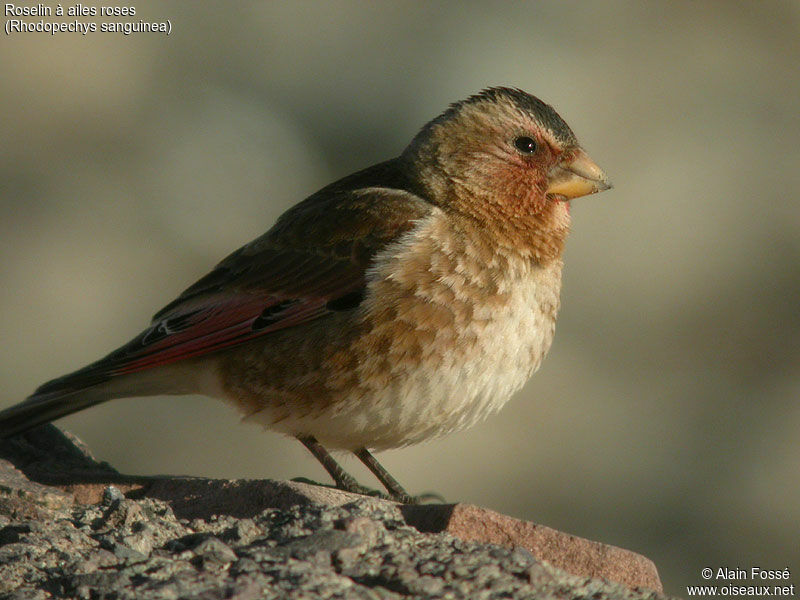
[547,148,612,200]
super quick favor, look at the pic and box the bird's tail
[0,387,114,439]
[0,360,199,439]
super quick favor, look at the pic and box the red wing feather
[110,294,331,375]
[99,252,366,376]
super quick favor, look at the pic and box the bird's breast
[332,210,563,449]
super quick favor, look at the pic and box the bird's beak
[546,148,612,200]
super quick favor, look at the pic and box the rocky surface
[0,426,673,599]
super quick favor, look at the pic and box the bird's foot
[410,491,447,504]
[290,477,445,505]
[290,476,394,501]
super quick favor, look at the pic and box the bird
[0,87,611,503]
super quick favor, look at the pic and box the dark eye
[514,136,537,154]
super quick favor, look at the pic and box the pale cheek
[551,200,571,228]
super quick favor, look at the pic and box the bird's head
[403,87,611,232]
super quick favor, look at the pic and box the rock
[0,459,73,520]
[401,503,662,591]
[192,536,238,567]
[0,425,672,599]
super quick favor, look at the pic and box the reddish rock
[401,503,662,591]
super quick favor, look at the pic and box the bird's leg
[296,435,376,496]
[354,447,415,504]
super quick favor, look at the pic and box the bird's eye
[513,136,537,154]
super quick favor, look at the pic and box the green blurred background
[2,1,798,594]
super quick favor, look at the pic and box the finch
[0,87,611,502]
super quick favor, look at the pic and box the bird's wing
[36,183,432,392]
[105,249,365,376]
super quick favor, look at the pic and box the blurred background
[1,1,798,594]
